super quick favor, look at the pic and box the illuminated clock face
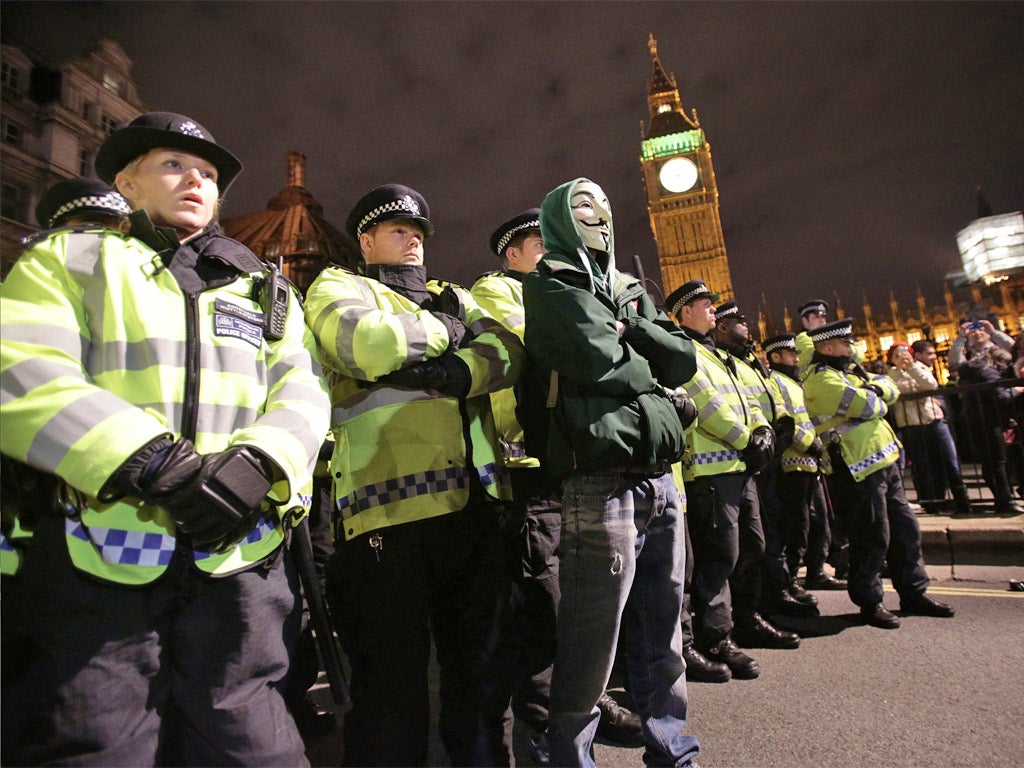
[658,157,699,193]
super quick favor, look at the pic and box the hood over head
[539,177,616,295]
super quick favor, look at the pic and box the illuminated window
[934,330,949,344]
[103,73,123,96]
[879,335,894,351]
[906,331,922,345]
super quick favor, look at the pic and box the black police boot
[287,692,338,738]
[804,571,848,590]
[525,724,552,766]
[595,692,643,747]
[860,603,900,629]
[733,613,801,649]
[682,644,731,683]
[767,588,820,618]
[703,636,760,680]
[788,578,819,605]
[900,594,955,617]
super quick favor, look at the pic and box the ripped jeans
[549,471,700,768]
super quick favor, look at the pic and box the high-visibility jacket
[803,361,902,482]
[0,226,330,585]
[470,270,538,469]
[730,348,782,425]
[679,339,769,481]
[304,267,523,541]
[770,369,820,474]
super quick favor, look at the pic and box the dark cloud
[3,1,1021,323]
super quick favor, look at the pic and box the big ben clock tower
[641,35,734,302]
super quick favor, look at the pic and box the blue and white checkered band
[802,302,827,316]
[670,286,711,315]
[717,305,740,319]
[178,120,205,138]
[810,323,854,343]
[496,219,540,255]
[48,192,131,227]
[764,338,797,354]
[358,194,422,236]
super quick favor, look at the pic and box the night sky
[4,1,1022,329]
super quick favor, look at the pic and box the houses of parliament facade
[4,37,1021,381]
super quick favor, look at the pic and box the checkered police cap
[808,319,855,344]
[346,184,433,240]
[799,299,829,318]
[715,300,746,323]
[762,333,797,355]
[35,178,131,228]
[665,279,721,316]
[490,208,541,257]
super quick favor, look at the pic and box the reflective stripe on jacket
[803,363,901,482]
[471,271,538,469]
[0,229,330,584]
[305,267,522,541]
[680,343,767,480]
[771,370,820,473]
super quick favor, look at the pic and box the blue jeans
[549,471,700,768]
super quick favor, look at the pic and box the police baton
[290,513,350,707]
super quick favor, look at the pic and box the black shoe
[595,692,643,747]
[900,595,955,617]
[860,603,900,629]
[805,572,848,590]
[768,589,820,618]
[704,637,760,679]
[734,613,801,649]
[787,579,819,605]
[682,644,731,683]
[995,500,1024,515]
[526,725,552,766]
[287,693,338,738]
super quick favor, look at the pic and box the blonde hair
[113,148,222,219]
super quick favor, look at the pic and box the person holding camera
[948,319,1023,515]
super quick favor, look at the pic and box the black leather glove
[160,445,275,552]
[101,435,203,503]
[806,437,825,459]
[773,415,796,453]
[864,383,884,397]
[741,425,775,475]
[376,353,471,397]
[431,311,469,351]
[667,389,698,430]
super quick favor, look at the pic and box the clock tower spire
[641,34,734,302]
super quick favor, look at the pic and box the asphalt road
[306,563,1024,768]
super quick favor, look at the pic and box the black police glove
[864,383,885,397]
[806,437,825,459]
[100,435,203,503]
[377,353,471,398]
[741,425,775,475]
[667,389,698,430]
[160,445,276,552]
[849,363,870,380]
[431,311,469,351]
[773,415,796,453]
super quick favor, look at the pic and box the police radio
[259,263,289,341]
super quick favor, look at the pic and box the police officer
[710,303,812,632]
[0,112,330,765]
[304,185,524,766]
[803,319,955,628]
[667,280,776,681]
[761,334,839,603]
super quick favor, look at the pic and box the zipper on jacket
[182,290,202,443]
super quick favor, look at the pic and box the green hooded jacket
[522,178,697,476]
